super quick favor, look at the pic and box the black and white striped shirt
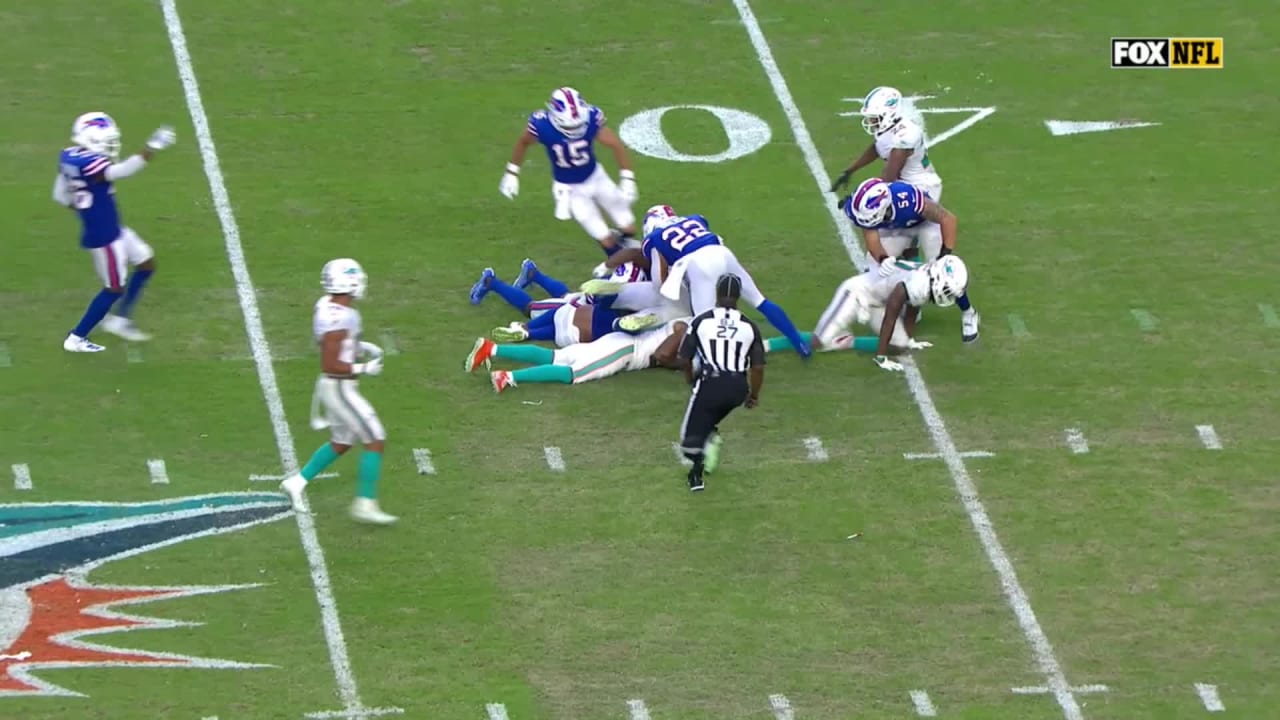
[679,307,765,375]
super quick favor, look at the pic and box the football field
[2,1,1278,718]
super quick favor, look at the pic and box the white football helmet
[547,87,590,139]
[321,258,368,299]
[859,86,904,135]
[843,178,894,227]
[71,112,122,160]
[642,204,678,236]
[927,255,968,307]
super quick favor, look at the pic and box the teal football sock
[764,331,813,353]
[510,364,573,384]
[300,443,341,481]
[356,450,383,499]
[494,344,555,364]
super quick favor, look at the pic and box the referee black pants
[679,374,750,465]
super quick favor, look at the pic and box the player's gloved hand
[146,126,177,151]
[830,168,853,193]
[354,357,384,376]
[619,169,638,203]
[359,341,384,359]
[499,163,520,199]
[877,256,900,277]
[906,338,933,350]
[874,355,904,372]
[938,245,953,257]
[591,262,612,279]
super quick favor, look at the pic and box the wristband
[619,169,635,180]
[505,163,520,175]
[351,363,365,375]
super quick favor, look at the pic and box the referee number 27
[716,318,738,338]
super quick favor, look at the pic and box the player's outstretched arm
[877,284,909,356]
[652,322,689,369]
[500,130,538,199]
[921,200,958,254]
[605,247,646,270]
[862,228,889,264]
[830,141,878,192]
[103,126,176,182]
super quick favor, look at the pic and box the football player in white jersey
[280,259,397,525]
[811,256,970,372]
[830,86,943,203]
[464,318,691,394]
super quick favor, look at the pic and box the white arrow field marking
[840,95,997,148]
[1044,120,1159,136]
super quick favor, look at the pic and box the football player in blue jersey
[840,178,980,342]
[588,205,812,358]
[498,87,639,276]
[53,112,176,352]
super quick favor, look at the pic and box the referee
[676,273,765,491]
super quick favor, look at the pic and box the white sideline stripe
[412,448,435,475]
[147,458,170,485]
[544,446,565,471]
[768,693,795,720]
[159,3,379,718]
[729,3,1083,719]
[12,464,32,491]
[1012,684,1108,695]
[1130,308,1159,332]
[1259,303,1280,328]
[1064,428,1090,455]
[802,436,829,462]
[1194,683,1224,712]
[626,698,651,720]
[909,689,937,716]
[1196,424,1222,450]
[903,450,995,460]
[303,708,405,720]
[0,341,11,367]
[1007,313,1030,338]
[249,472,338,482]
[485,703,510,720]
[671,442,694,467]
[126,345,144,364]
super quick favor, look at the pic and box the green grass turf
[1,0,1276,718]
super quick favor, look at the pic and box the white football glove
[354,356,384,376]
[619,169,638,203]
[591,262,612,279]
[877,256,900,277]
[873,355,904,372]
[359,341,384,359]
[499,163,520,199]
[146,126,177,151]
[906,338,933,350]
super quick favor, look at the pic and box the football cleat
[579,279,627,296]
[617,312,662,334]
[101,314,152,342]
[279,474,309,513]
[514,258,538,290]
[350,497,398,525]
[962,311,981,343]
[469,267,495,305]
[687,467,705,492]
[703,434,723,474]
[490,322,529,342]
[465,337,496,373]
[491,370,516,394]
[63,333,105,353]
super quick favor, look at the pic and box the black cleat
[688,468,705,492]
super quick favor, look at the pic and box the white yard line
[1194,683,1224,712]
[126,345,145,364]
[802,436,829,462]
[1259,303,1280,328]
[1007,313,1030,338]
[1129,308,1159,333]
[626,699,652,720]
[729,2,1082,718]
[1064,428,1090,455]
[1195,424,1222,450]
[484,703,510,720]
[909,689,937,717]
[147,458,170,485]
[768,693,795,720]
[159,2,378,717]
[249,472,339,482]
[412,448,436,475]
[0,341,11,367]
[303,709,404,720]
[544,446,566,471]
[903,450,995,460]
[12,463,32,491]
[379,330,401,356]
[1012,684,1108,695]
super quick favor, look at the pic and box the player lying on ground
[796,255,970,372]
[280,259,397,525]
[464,317,693,394]
[469,259,662,344]
[830,86,944,204]
[840,177,980,342]
[585,205,812,358]
[499,87,639,277]
[55,112,176,352]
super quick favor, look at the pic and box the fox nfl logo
[1111,38,1223,68]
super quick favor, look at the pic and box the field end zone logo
[0,492,291,697]
[1111,38,1223,68]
